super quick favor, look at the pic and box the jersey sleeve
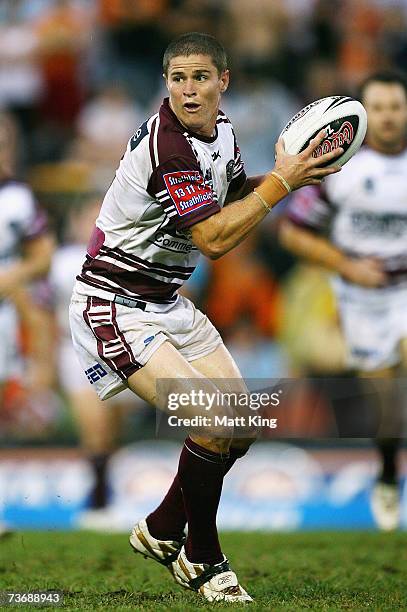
[148,155,221,231]
[285,185,334,233]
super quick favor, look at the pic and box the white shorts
[0,301,22,383]
[69,293,223,400]
[332,278,407,371]
[58,336,136,407]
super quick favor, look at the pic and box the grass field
[1,531,406,610]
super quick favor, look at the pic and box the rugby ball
[280,96,367,167]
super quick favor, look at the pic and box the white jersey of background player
[287,144,407,370]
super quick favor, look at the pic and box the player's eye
[172,75,184,82]
[196,74,208,81]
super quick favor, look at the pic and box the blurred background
[0,0,406,532]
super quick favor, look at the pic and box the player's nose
[183,78,197,96]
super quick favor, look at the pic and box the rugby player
[280,71,407,531]
[70,32,342,601]
[51,197,128,530]
[0,112,53,535]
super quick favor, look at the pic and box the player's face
[363,82,407,153]
[165,54,229,137]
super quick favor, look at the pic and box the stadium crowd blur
[1,0,407,444]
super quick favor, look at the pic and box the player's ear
[163,73,169,92]
[220,70,229,93]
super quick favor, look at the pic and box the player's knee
[190,434,232,455]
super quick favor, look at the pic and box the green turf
[1,531,406,610]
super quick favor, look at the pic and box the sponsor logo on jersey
[351,211,407,237]
[85,363,108,384]
[151,231,193,253]
[211,150,221,161]
[163,170,213,216]
[312,120,354,158]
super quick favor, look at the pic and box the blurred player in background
[50,195,129,530]
[280,71,407,530]
[0,110,53,533]
[70,32,342,602]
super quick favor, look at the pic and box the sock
[89,453,109,509]
[377,438,400,485]
[146,474,185,541]
[179,438,227,565]
[146,442,249,541]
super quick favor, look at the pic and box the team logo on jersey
[163,170,213,216]
[226,160,235,182]
[130,120,148,151]
[85,363,108,384]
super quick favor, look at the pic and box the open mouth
[183,102,201,113]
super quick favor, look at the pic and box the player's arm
[224,175,264,204]
[0,233,55,298]
[279,218,387,288]
[191,130,342,259]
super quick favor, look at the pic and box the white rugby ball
[280,96,367,167]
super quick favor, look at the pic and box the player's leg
[69,389,120,503]
[127,342,251,600]
[70,297,250,599]
[144,342,253,540]
[334,282,402,529]
[359,366,401,530]
[58,338,121,525]
[127,341,233,557]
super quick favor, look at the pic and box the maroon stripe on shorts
[83,296,142,381]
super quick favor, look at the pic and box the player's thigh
[127,340,207,405]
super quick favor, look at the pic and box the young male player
[70,32,342,602]
[280,71,407,531]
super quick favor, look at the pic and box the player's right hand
[339,257,388,287]
[273,130,343,190]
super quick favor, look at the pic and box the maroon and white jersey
[74,98,246,305]
[286,145,407,284]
